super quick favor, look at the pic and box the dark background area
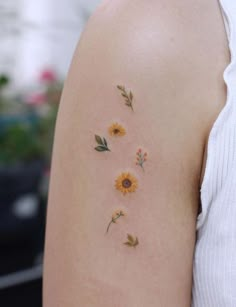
[1,280,42,307]
[0,1,100,306]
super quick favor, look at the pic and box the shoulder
[85,0,226,58]
[75,0,228,101]
[67,0,228,149]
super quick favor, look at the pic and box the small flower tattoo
[117,85,134,111]
[123,234,139,248]
[135,148,147,170]
[108,123,126,137]
[94,135,110,152]
[115,172,138,195]
[106,209,126,233]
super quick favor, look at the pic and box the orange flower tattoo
[108,123,126,137]
[115,172,138,195]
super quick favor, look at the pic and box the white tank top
[192,0,236,306]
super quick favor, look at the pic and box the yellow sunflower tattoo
[108,123,126,137]
[115,172,138,195]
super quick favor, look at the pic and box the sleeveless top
[192,0,236,306]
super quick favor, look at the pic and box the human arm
[43,1,228,306]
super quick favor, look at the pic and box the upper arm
[43,1,227,306]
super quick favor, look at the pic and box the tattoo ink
[135,148,147,171]
[106,209,126,233]
[94,135,110,152]
[117,85,134,111]
[115,172,138,195]
[108,123,126,137]
[123,234,139,247]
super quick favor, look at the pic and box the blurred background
[0,0,100,306]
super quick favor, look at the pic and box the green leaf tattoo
[117,85,134,111]
[123,233,139,247]
[94,135,110,152]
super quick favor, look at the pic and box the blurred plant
[0,74,9,88]
[39,70,56,83]
[0,74,10,111]
[0,124,43,165]
[0,69,62,166]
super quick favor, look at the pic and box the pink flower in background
[39,69,56,83]
[26,93,47,105]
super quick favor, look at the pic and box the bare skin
[43,1,229,306]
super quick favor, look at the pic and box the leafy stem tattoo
[124,234,139,247]
[94,135,110,152]
[117,85,134,111]
[106,210,125,233]
[136,148,147,171]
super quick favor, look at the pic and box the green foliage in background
[0,72,61,167]
[0,75,9,88]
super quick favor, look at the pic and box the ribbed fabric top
[192,0,236,306]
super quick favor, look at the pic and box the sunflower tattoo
[115,172,138,195]
[108,123,126,137]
